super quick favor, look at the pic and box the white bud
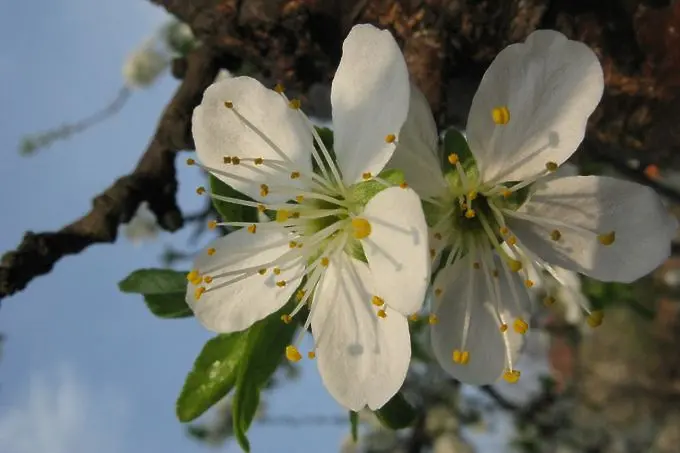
[122,38,168,88]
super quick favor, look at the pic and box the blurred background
[2,1,680,452]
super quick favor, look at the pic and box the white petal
[385,84,447,198]
[430,256,528,385]
[466,30,604,183]
[331,24,410,184]
[508,175,678,283]
[311,255,410,410]
[362,187,431,315]
[192,76,313,204]
[186,227,303,333]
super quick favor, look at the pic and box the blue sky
[0,1,348,452]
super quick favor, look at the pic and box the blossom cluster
[184,24,677,410]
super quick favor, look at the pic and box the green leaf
[176,333,250,422]
[374,392,416,429]
[143,293,193,318]
[231,305,298,451]
[349,411,359,442]
[118,268,187,294]
[209,174,259,224]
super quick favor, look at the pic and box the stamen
[377,309,387,318]
[285,345,302,362]
[587,310,604,327]
[428,314,438,325]
[371,296,385,306]
[597,231,616,246]
[491,106,510,125]
[351,218,371,239]
[502,369,521,383]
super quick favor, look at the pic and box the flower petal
[361,186,431,315]
[466,30,604,184]
[186,226,303,333]
[508,175,677,283]
[311,255,410,410]
[331,24,410,184]
[431,255,528,385]
[192,76,313,204]
[385,84,447,198]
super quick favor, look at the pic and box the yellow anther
[321,257,330,267]
[276,210,291,223]
[260,184,269,197]
[351,217,371,239]
[281,314,292,324]
[473,262,480,269]
[377,309,387,318]
[274,83,284,94]
[247,224,257,234]
[194,286,206,300]
[429,248,436,258]
[399,182,409,189]
[598,231,616,246]
[208,220,217,230]
[513,318,529,334]
[223,156,232,164]
[290,171,301,179]
[285,345,302,362]
[296,290,306,301]
[428,314,439,325]
[291,211,300,219]
[468,191,478,200]
[288,99,301,109]
[492,269,499,278]
[288,241,298,248]
[550,229,562,241]
[307,351,316,359]
[502,189,512,198]
[258,268,267,275]
[203,276,213,284]
[491,106,510,125]
[207,247,216,256]
[186,158,196,166]
[385,134,396,143]
[448,153,459,165]
[196,186,206,195]
[254,157,264,165]
[544,296,556,306]
[362,172,372,180]
[371,295,385,306]
[187,270,200,282]
[452,349,469,364]
[434,233,443,240]
[524,279,535,288]
[231,156,241,165]
[500,226,509,236]
[295,195,304,203]
[273,267,281,275]
[507,236,517,246]
[587,310,604,328]
[276,280,287,287]
[434,288,443,297]
[409,313,419,322]
[502,369,521,383]
[545,161,558,172]
[508,260,522,272]
[465,209,476,219]
[224,101,233,109]
[297,243,303,248]
[500,323,508,333]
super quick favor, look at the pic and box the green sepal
[374,392,416,429]
[348,169,405,207]
[349,411,360,442]
[441,128,479,188]
[209,174,259,225]
[176,332,250,422]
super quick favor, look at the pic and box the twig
[0,46,220,301]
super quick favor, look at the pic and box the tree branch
[0,46,220,301]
